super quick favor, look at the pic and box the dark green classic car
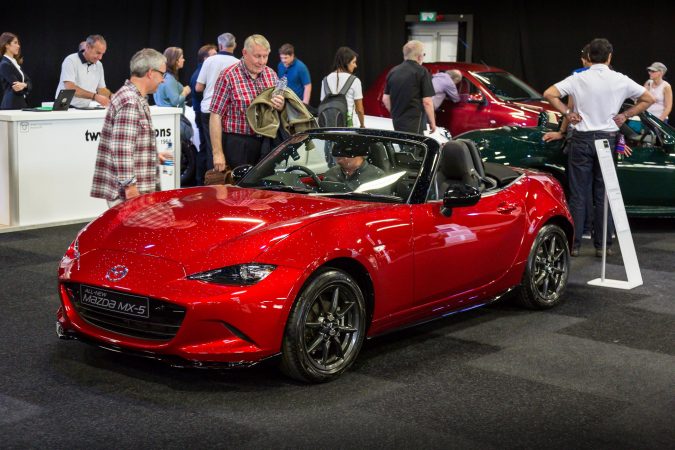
[458,110,675,217]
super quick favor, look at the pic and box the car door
[437,78,490,136]
[618,119,675,209]
[411,189,527,310]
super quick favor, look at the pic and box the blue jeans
[567,131,616,250]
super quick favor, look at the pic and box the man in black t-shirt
[382,40,436,134]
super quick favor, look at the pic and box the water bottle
[165,141,175,165]
[162,141,174,175]
[273,76,287,97]
[615,134,625,160]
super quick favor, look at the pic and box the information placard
[588,139,642,289]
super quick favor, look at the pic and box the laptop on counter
[22,89,76,112]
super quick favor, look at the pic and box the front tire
[516,224,570,309]
[281,269,366,383]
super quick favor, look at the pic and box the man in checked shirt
[90,48,173,207]
[209,34,285,171]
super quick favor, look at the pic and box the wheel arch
[544,215,574,251]
[319,257,375,331]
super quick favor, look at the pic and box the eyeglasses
[152,69,167,79]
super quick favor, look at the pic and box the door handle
[497,202,517,214]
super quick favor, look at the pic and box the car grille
[63,283,186,341]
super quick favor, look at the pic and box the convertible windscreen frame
[237,132,437,204]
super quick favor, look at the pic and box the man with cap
[644,62,672,122]
[323,142,384,190]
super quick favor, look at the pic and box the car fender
[258,205,415,330]
[520,174,574,257]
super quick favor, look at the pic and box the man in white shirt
[544,38,654,257]
[195,32,238,171]
[56,34,110,108]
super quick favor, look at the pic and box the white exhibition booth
[0,106,182,230]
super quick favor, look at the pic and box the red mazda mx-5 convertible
[57,128,573,382]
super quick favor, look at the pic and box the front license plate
[79,285,149,319]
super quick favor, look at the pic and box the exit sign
[419,11,437,22]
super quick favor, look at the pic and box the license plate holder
[79,285,149,319]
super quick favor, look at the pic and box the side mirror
[441,184,481,217]
[232,164,253,183]
[466,93,487,106]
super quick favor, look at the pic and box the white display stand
[587,139,643,290]
[0,107,181,230]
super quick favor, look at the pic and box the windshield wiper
[509,96,544,102]
[254,185,314,193]
[316,192,401,202]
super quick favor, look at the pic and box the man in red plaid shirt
[91,48,173,207]
[209,34,285,170]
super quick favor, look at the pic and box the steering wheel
[284,165,322,186]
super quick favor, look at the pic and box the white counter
[0,106,181,229]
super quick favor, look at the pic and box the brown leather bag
[204,167,234,185]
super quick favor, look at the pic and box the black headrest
[457,139,485,178]
[439,141,475,180]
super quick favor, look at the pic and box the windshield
[238,133,427,203]
[471,71,542,102]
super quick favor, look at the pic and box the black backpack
[317,74,356,127]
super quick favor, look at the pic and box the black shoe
[595,248,614,257]
[571,248,580,257]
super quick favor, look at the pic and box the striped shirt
[91,80,159,201]
[210,60,278,135]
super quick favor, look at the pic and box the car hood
[78,186,370,270]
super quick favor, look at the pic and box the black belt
[573,130,617,137]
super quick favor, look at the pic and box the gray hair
[130,48,166,77]
[218,32,236,49]
[403,40,424,60]
[244,34,271,52]
[447,69,462,83]
[85,34,106,47]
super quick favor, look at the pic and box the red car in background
[363,62,560,136]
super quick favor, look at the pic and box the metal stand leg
[601,193,608,280]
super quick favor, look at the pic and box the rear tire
[281,269,366,383]
[516,224,569,309]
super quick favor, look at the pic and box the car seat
[368,142,393,172]
[432,141,481,199]
[457,139,485,179]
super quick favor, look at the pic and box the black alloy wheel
[516,224,570,309]
[281,269,366,383]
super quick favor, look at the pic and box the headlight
[187,263,276,285]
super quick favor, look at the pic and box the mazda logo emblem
[105,265,129,282]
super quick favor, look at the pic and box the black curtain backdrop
[2,0,674,113]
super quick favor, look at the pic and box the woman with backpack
[319,46,365,128]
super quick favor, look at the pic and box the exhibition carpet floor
[0,220,673,449]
